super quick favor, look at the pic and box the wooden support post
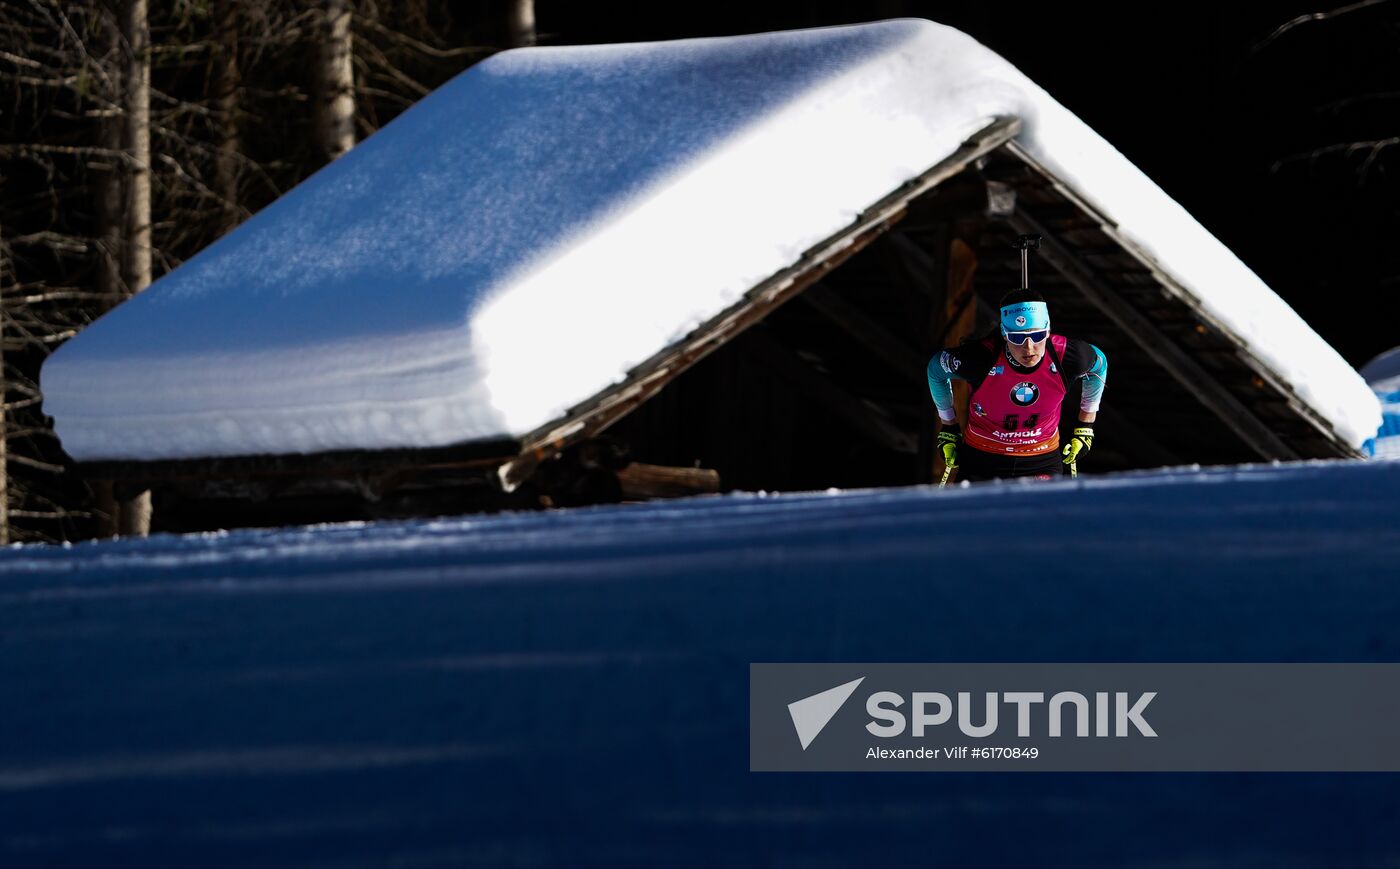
[110,479,153,537]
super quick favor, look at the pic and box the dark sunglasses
[1004,329,1048,346]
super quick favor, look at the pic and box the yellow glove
[1062,425,1094,465]
[937,425,961,469]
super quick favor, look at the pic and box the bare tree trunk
[504,0,535,48]
[119,0,153,537]
[213,0,243,233]
[315,0,356,161]
[123,0,151,295]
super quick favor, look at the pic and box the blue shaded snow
[2,460,1400,866]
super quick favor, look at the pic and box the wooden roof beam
[905,176,1017,224]
[740,329,918,455]
[799,282,928,382]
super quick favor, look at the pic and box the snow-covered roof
[41,19,1381,463]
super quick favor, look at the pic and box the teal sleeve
[1080,344,1107,413]
[927,352,962,423]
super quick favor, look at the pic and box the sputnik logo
[787,677,865,750]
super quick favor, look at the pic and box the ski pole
[1014,234,1042,289]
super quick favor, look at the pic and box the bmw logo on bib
[1011,381,1039,406]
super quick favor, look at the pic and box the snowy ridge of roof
[41,20,1380,461]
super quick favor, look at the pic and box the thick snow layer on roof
[42,19,1380,461]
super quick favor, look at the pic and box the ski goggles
[1003,328,1049,346]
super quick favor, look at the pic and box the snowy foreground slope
[3,461,1400,866]
[41,19,1380,462]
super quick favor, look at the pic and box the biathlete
[927,288,1107,482]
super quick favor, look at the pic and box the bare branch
[0,143,130,161]
[3,290,118,304]
[354,83,419,110]
[5,454,66,474]
[0,398,44,413]
[7,230,90,254]
[154,152,238,213]
[1270,136,1400,183]
[5,422,59,438]
[0,48,44,70]
[0,381,41,399]
[11,509,95,520]
[1256,0,1394,51]
[355,40,431,98]
[357,17,494,60]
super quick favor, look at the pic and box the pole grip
[1013,234,1041,289]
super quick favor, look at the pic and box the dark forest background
[1,0,1395,541]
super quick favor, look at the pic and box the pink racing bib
[964,335,1068,456]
